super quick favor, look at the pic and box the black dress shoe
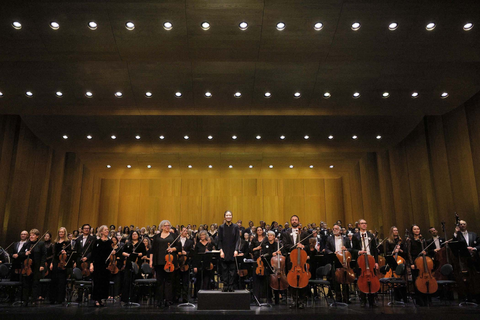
[222,287,228,292]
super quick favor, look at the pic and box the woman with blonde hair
[90,225,113,307]
[49,227,72,304]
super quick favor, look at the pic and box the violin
[164,243,175,272]
[57,242,72,270]
[255,256,265,276]
[356,233,380,294]
[385,238,405,278]
[270,240,289,291]
[335,248,355,284]
[414,236,438,294]
[80,239,94,277]
[106,244,119,274]
[178,250,189,272]
[286,232,312,288]
[22,230,49,276]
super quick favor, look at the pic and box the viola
[335,249,355,284]
[414,237,438,294]
[270,240,289,291]
[58,242,72,270]
[357,234,380,294]
[255,256,265,276]
[164,243,175,272]
[178,253,189,272]
[107,244,119,274]
[286,233,311,288]
[80,238,93,277]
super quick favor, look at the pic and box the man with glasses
[74,224,95,269]
[11,230,29,281]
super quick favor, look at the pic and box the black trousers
[220,260,236,288]
[22,271,41,302]
[92,265,110,301]
[154,266,174,304]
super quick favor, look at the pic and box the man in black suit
[351,219,379,307]
[427,227,446,258]
[177,227,194,302]
[282,215,310,309]
[11,230,29,280]
[325,224,353,303]
[74,224,96,269]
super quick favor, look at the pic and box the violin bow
[27,230,50,252]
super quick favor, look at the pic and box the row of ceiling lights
[61,134,381,140]
[0,90,449,99]
[9,20,475,32]
[105,164,335,169]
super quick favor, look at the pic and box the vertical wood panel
[325,178,344,226]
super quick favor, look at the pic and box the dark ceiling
[1,0,480,177]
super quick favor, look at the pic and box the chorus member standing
[74,224,95,271]
[18,229,46,306]
[282,215,310,309]
[49,227,71,304]
[178,227,194,303]
[218,210,240,292]
[121,231,145,304]
[90,225,113,307]
[150,220,181,308]
[351,219,378,307]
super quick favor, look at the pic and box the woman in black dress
[193,230,214,296]
[407,224,428,306]
[250,227,266,298]
[150,220,181,308]
[90,225,113,307]
[121,231,146,304]
[49,227,71,304]
[261,231,282,303]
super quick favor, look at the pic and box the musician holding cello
[406,224,430,306]
[282,215,310,309]
[18,228,47,306]
[351,219,379,308]
[150,220,181,308]
[49,227,72,305]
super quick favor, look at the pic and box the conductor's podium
[197,289,250,310]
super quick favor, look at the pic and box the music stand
[450,240,478,307]
[243,257,271,308]
[205,251,220,289]
[384,255,406,307]
[328,253,348,307]
[178,254,196,308]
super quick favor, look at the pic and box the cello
[335,248,355,284]
[286,232,313,288]
[414,236,438,294]
[357,233,380,294]
[270,239,289,291]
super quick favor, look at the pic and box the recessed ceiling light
[201,21,210,30]
[175,91,182,98]
[167,165,172,168]
[256,135,261,140]
[382,92,390,98]
[208,165,213,168]
[264,92,272,98]
[276,22,286,31]
[304,135,310,140]
[249,165,254,169]
[388,22,398,31]
[55,91,63,97]
[50,21,60,30]
[127,165,132,169]
[293,92,301,98]
[353,92,360,98]
[204,91,212,98]
[376,135,382,140]
[25,91,33,97]
[147,165,152,168]
[125,21,135,30]
[135,135,141,140]
[145,92,152,98]
[85,91,93,98]
[115,92,123,98]
[426,22,436,31]
[232,135,237,140]
[184,135,189,140]
[88,21,98,30]
[329,165,334,168]
[163,22,173,30]
[111,135,117,140]
[188,165,192,168]
[159,135,165,140]
[234,92,242,98]
[314,22,323,31]
[0,92,3,97]
[463,22,474,31]
[323,92,331,99]
[239,21,248,30]
[12,21,22,30]
[86,135,92,140]
[309,165,314,168]
[352,135,358,140]
[229,165,233,168]
[328,135,334,140]
[207,135,213,140]
[411,92,419,98]
[106,165,111,168]
[269,165,274,169]
[62,135,68,140]
[351,22,361,31]
[280,135,285,140]
[289,165,294,169]
[441,92,449,99]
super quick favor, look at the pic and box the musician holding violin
[325,224,353,304]
[49,227,72,305]
[73,224,95,275]
[121,230,146,304]
[18,228,47,306]
[90,225,113,307]
[251,226,266,298]
[176,227,193,303]
[150,220,181,308]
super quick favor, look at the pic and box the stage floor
[1,297,479,320]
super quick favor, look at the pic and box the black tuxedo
[454,231,480,251]
[12,240,28,270]
[325,235,351,255]
[352,231,378,263]
[282,228,310,254]
[426,236,446,257]
[74,235,96,265]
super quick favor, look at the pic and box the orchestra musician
[177,227,194,303]
[193,230,214,296]
[121,230,146,304]
[351,219,379,308]
[384,226,407,303]
[74,224,95,270]
[217,210,240,292]
[260,230,282,303]
[150,220,181,308]
[282,215,310,309]
[18,229,46,306]
[11,230,29,281]
[406,224,428,306]
[90,225,113,307]
[49,227,72,305]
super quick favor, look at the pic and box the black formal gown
[92,238,113,302]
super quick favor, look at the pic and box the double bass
[286,232,312,288]
[357,234,380,294]
[414,236,438,294]
[433,222,451,280]
[270,239,289,290]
